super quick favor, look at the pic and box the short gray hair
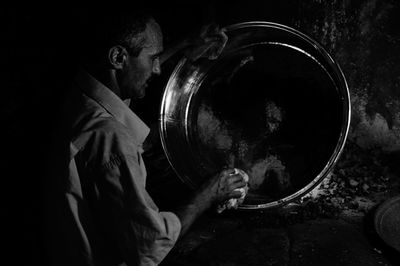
[83,10,154,62]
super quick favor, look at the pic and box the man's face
[120,20,163,99]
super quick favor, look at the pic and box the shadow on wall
[293,0,400,152]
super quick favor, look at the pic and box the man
[44,11,247,266]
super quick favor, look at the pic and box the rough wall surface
[209,0,400,151]
[295,0,400,151]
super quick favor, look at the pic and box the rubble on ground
[245,140,393,226]
[296,141,389,219]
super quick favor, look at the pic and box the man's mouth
[143,75,156,89]
[146,75,155,85]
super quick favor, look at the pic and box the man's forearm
[172,188,213,237]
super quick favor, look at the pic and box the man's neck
[84,65,123,99]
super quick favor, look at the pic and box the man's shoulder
[72,116,137,159]
[65,82,141,153]
[69,92,124,132]
[75,115,131,142]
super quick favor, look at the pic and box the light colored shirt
[45,70,181,266]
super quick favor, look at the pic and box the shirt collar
[75,69,150,145]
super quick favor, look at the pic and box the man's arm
[160,23,228,65]
[172,169,247,237]
[83,121,183,265]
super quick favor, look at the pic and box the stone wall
[295,0,400,151]
[203,0,400,151]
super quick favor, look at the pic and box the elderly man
[43,10,247,266]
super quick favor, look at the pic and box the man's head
[84,11,163,99]
[110,18,163,99]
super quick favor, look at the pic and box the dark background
[2,1,400,264]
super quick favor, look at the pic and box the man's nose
[152,59,161,75]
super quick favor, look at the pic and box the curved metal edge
[160,21,352,209]
[228,22,353,209]
[238,61,352,210]
[224,21,337,75]
[224,21,321,50]
[373,195,400,253]
[159,58,197,189]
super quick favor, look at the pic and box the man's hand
[182,168,248,215]
[203,168,248,204]
[184,23,228,61]
[172,168,247,237]
[159,23,228,65]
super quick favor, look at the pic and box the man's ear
[108,45,128,69]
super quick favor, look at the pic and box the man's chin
[130,88,146,99]
[137,89,146,99]
[136,94,145,99]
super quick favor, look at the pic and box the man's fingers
[192,23,228,61]
[207,33,227,59]
[220,29,228,42]
[232,180,247,188]
[228,190,243,199]
[220,168,235,177]
[226,174,243,184]
[204,23,219,33]
[203,33,226,42]
[228,180,247,192]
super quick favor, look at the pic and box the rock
[350,179,359,187]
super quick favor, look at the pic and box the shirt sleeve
[99,153,181,266]
[82,122,181,266]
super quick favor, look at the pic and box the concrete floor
[147,170,400,266]
[160,211,398,266]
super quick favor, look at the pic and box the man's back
[43,70,181,266]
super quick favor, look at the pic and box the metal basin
[160,22,351,209]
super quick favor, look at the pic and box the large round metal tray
[160,21,351,209]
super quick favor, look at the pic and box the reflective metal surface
[160,22,351,209]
